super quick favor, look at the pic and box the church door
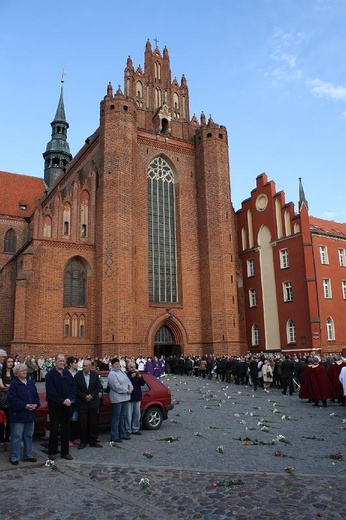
[154,325,181,358]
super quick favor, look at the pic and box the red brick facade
[0,171,45,270]
[2,43,344,360]
[0,42,246,359]
[236,173,346,356]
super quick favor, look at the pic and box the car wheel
[143,406,163,430]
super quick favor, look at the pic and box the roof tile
[0,171,46,218]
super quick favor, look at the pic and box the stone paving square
[0,375,345,519]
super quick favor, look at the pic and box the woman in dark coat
[0,356,15,451]
[8,363,40,465]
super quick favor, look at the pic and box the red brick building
[0,41,246,359]
[236,173,346,356]
[0,172,46,271]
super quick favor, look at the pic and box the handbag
[0,409,7,424]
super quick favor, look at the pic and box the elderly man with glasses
[74,359,103,449]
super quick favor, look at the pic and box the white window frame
[283,281,293,302]
[249,289,257,308]
[326,317,335,341]
[279,248,289,269]
[286,319,296,344]
[252,324,259,346]
[323,278,332,299]
[319,245,329,265]
[338,248,346,267]
[247,258,255,277]
[342,281,346,300]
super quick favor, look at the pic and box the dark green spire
[298,177,309,211]
[43,81,72,190]
[54,86,67,122]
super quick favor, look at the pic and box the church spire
[298,177,309,211]
[54,85,67,122]
[43,75,72,190]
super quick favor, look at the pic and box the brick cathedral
[2,41,345,359]
[0,41,247,359]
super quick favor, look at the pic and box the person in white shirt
[136,357,146,371]
[339,366,346,406]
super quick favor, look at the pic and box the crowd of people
[0,348,345,466]
[0,350,149,464]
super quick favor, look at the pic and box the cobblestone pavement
[0,375,345,519]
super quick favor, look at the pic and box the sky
[1,0,346,221]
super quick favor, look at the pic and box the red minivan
[35,371,173,435]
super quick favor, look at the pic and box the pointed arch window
[64,258,86,306]
[287,319,296,344]
[252,324,259,346]
[148,156,178,303]
[326,317,335,341]
[4,228,17,253]
[155,88,162,108]
[80,190,89,238]
[62,202,71,237]
[173,92,179,109]
[79,315,85,337]
[72,314,78,336]
[136,81,143,98]
[43,215,52,238]
[155,325,174,344]
[64,314,70,337]
[154,61,161,80]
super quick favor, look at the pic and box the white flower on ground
[139,477,150,491]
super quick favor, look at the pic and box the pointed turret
[43,81,72,190]
[298,177,309,211]
[54,86,67,121]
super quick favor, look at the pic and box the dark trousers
[78,407,98,445]
[48,403,71,457]
[282,377,294,395]
[250,374,259,390]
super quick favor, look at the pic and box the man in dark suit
[45,353,75,460]
[281,355,296,396]
[75,359,102,449]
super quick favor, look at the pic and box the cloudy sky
[1,0,345,221]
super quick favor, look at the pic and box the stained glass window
[148,157,178,303]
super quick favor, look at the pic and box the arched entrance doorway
[154,325,181,358]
